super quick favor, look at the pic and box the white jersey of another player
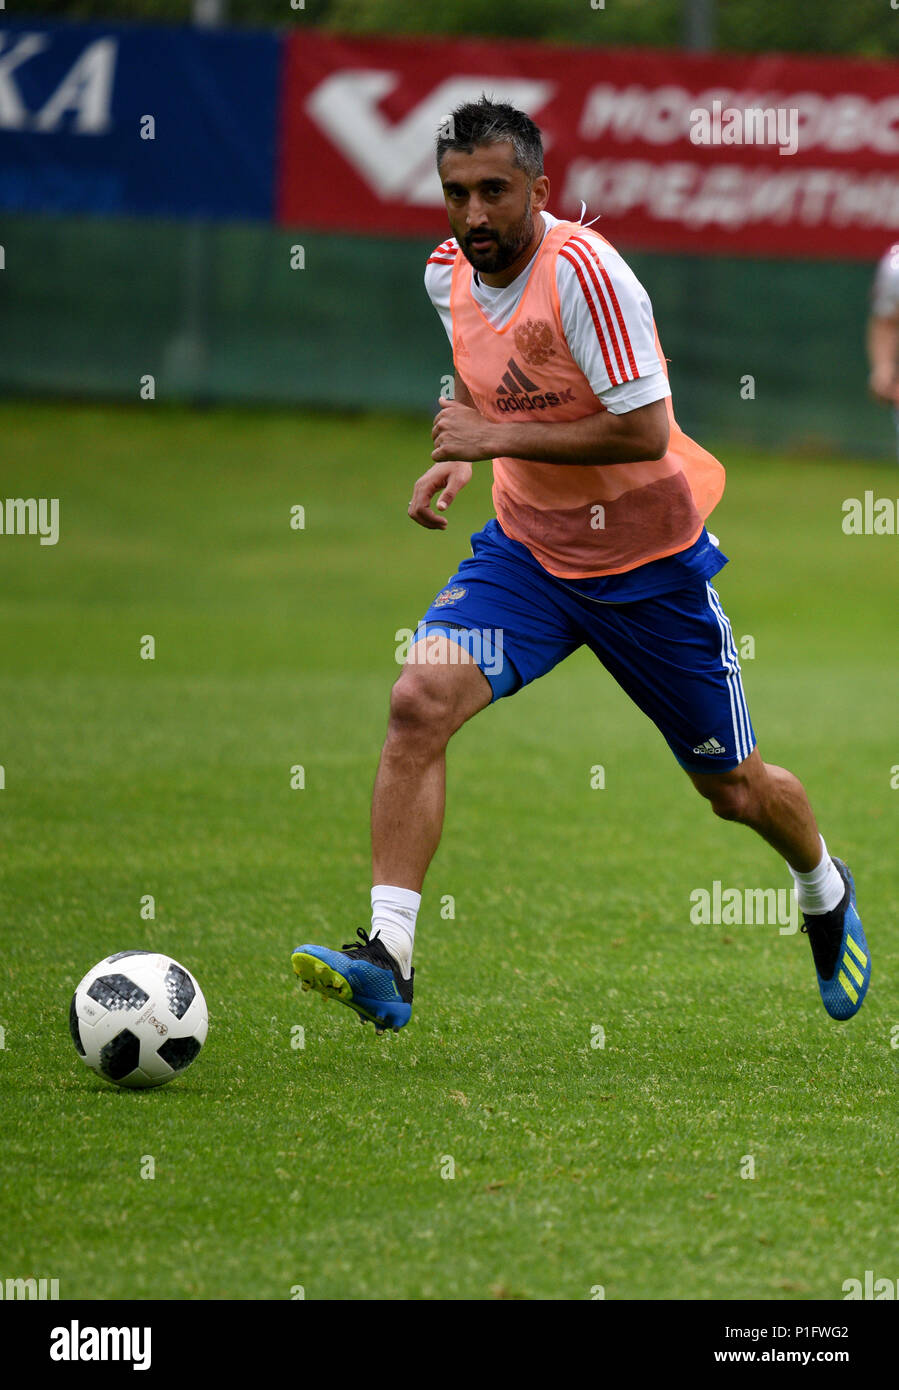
[867,244,899,458]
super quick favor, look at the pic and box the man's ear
[531,174,550,214]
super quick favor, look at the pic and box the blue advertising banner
[0,20,280,219]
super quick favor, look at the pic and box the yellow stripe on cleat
[842,952,865,988]
[292,953,354,1002]
[838,969,859,1004]
[845,934,868,969]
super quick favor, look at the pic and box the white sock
[370,884,420,980]
[788,836,845,915]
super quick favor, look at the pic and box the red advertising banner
[278,30,899,260]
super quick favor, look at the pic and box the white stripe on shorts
[705,582,752,763]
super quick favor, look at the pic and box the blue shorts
[414,520,756,775]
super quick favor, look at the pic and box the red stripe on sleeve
[570,236,639,380]
[565,241,630,384]
[559,247,620,388]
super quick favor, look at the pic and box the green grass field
[1,400,896,1301]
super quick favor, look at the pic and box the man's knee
[387,657,487,749]
[689,746,769,825]
[693,771,758,824]
[388,668,449,736]
[708,784,752,822]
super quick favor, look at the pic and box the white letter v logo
[306,71,555,205]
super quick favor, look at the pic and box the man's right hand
[407,460,473,530]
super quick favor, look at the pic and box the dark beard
[460,206,534,273]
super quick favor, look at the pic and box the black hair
[436,96,544,182]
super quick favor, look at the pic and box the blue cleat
[291,928,413,1034]
[801,858,871,1021]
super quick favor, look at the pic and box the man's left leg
[686,745,822,871]
[687,749,871,1020]
[577,579,872,1021]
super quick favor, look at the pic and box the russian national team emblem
[433,585,467,607]
[514,317,556,365]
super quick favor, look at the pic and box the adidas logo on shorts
[692,736,727,755]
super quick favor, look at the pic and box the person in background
[867,242,899,460]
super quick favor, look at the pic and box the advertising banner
[280,31,899,259]
[0,20,279,219]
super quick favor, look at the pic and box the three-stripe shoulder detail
[558,234,639,388]
[427,238,458,267]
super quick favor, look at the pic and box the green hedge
[0,213,892,457]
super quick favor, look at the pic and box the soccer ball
[69,951,208,1088]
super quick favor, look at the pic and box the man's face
[438,141,546,275]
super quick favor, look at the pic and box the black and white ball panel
[86,974,150,1012]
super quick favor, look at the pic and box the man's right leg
[371,632,493,893]
[291,635,492,1032]
[291,517,580,1031]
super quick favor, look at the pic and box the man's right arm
[407,366,475,528]
[409,250,475,530]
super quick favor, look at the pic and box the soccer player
[292,98,870,1033]
[867,242,899,459]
